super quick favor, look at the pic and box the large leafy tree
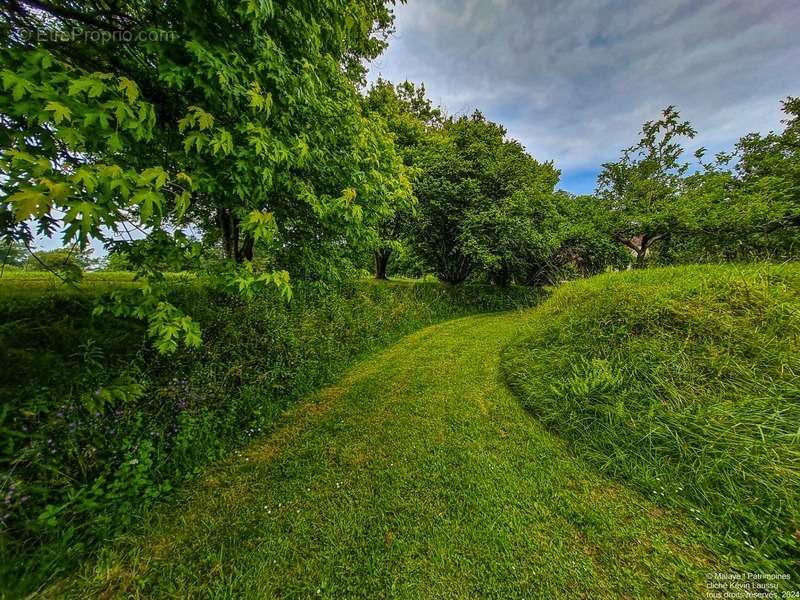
[24,245,98,272]
[413,111,560,284]
[596,106,697,267]
[651,98,800,263]
[534,192,630,283]
[1,0,410,349]
[363,78,440,279]
[731,97,800,236]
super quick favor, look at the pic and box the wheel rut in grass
[64,312,718,599]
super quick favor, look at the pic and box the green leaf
[41,178,72,203]
[63,200,102,243]
[45,101,72,124]
[183,132,206,154]
[175,190,191,221]
[243,210,276,242]
[138,166,168,190]
[68,77,105,98]
[176,172,193,188]
[132,189,162,222]
[72,168,97,193]
[108,132,124,152]
[118,77,139,103]
[8,188,49,219]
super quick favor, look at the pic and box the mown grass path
[60,312,719,599]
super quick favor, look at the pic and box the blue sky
[367,0,800,195]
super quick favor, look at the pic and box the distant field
[0,271,193,295]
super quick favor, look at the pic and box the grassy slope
[503,263,800,577]
[53,312,716,599]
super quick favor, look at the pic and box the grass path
[59,312,719,598]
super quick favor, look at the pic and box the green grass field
[0,270,190,296]
[12,263,799,598]
[0,275,540,597]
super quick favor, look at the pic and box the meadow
[3,263,798,597]
[0,262,786,598]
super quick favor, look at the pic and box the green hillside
[503,263,800,575]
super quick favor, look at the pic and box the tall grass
[502,263,800,575]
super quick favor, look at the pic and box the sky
[367,0,800,195]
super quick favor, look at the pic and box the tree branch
[14,0,139,31]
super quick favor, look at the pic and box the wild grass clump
[502,263,800,575]
[0,276,541,595]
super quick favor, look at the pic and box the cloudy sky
[367,0,800,194]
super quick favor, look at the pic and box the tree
[25,246,98,273]
[363,79,440,279]
[732,97,800,235]
[0,240,26,267]
[534,193,630,283]
[413,111,560,284]
[655,97,800,263]
[596,106,697,267]
[1,0,410,351]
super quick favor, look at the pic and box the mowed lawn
[50,311,718,599]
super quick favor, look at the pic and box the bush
[502,263,800,576]
[0,276,540,594]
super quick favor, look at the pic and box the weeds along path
[60,312,719,599]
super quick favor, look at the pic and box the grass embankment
[1,275,539,597]
[54,312,716,598]
[503,263,800,576]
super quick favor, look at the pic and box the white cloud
[370,0,800,191]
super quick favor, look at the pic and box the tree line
[1,0,798,350]
[365,80,799,284]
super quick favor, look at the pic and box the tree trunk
[633,233,666,268]
[619,234,653,268]
[237,236,254,263]
[218,208,255,263]
[218,207,236,260]
[491,262,512,287]
[374,248,391,280]
[634,245,647,268]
